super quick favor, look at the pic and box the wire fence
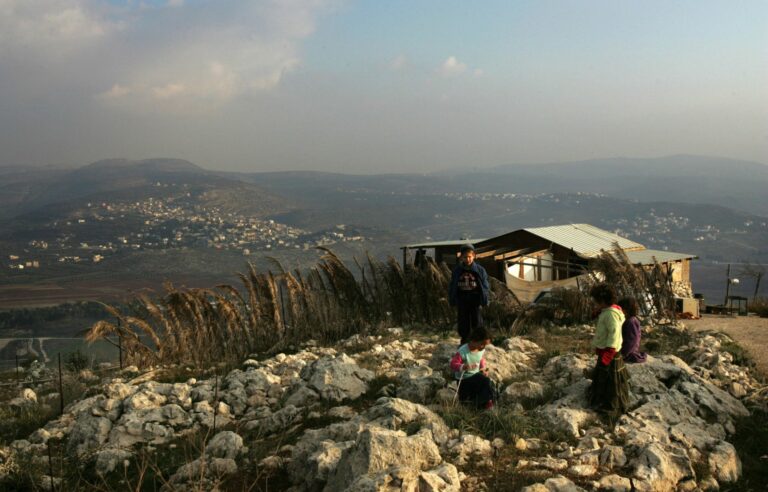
[0,336,126,393]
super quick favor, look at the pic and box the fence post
[118,335,123,370]
[212,370,219,433]
[47,440,55,492]
[58,353,64,415]
[15,353,19,385]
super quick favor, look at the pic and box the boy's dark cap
[460,244,475,254]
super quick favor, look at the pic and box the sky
[0,0,766,173]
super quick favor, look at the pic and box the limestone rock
[596,474,632,491]
[95,448,132,475]
[503,381,545,402]
[205,431,244,460]
[541,354,593,389]
[396,365,445,404]
[244,404,302,435]
[301,354,375,403]
[522,475,586,492]
[284,384,320,408]
[599,445,627,469]
[631,442,694,491]
[326,427,442,491]
[483,344,532,380]
[537,380,596,437]
[708,441,741,483]
[447,433,492,465]
[419,463,461,492]
[67,414,112,457]
[363,397,450,446]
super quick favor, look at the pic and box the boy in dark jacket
[448,244,490,345]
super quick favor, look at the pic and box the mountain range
[1,155,766,303]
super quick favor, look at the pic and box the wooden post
[118,335,123,369]
[724,264,731,307]
[117,318,123,369]
[58,353,64,415]
[48,442,55,492]
[402,247,407,269]
[212,371,219,433]
[15,354,19,385]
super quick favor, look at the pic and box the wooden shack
[403,223,697,302]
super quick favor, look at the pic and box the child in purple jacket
[617,297,647,363]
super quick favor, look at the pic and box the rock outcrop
[1,327,761,491]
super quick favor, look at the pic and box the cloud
[389,54,408,71]
[0,0,116,52]
[0,0,337,112]
[98,83,131,99]
[439,56,467,77]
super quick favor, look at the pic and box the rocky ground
[0,321,766,491]
[685,315,768,377]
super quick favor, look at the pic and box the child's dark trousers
[458,373,494,408]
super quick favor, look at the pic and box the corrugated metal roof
[403,239,488,249]
[524,223,644,257]
[623,249,698,265]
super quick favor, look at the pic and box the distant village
[4,189,765,273]
[3,194,365,272]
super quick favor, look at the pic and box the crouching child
[449,327,495,410]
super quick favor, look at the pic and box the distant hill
[436,155,768,216]
[2,158,294,221]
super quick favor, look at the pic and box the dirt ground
[684,314,768,379]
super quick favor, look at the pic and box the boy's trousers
[457,301,483,344]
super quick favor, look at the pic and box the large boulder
[707,441,741,483]
[537,380,596,437]
[396,366,445,404]
[301,354,375,403]
[205,431,244,460]
[325,427,443,491]
[483,344,533,381]
[541,354,593,390]
[631,442,695,491]
[67,414,112,457]
[363,398,451,446]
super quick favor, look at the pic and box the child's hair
[590,283,617,306]
[468,326,490,342]
[617,297,639,317]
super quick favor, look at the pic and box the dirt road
[685,314,768,379]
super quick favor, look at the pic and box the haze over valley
[2,155,766,308]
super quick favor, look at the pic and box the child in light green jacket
[586,284,629,426]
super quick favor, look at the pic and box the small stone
[699,476,720,491]
[677,479,698,492]
[568,464,596,477]
[597,474,632,491]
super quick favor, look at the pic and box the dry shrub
[86,250,523,368]
[749,297,768,318]
[589,246,677,322]
[511,244,678,334]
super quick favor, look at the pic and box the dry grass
[86,250,522,369]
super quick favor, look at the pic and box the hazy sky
[1,0,766,172]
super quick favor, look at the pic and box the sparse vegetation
[85,250,522,369]
[749,297,768,318]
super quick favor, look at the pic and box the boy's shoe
[484,400,495,410]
